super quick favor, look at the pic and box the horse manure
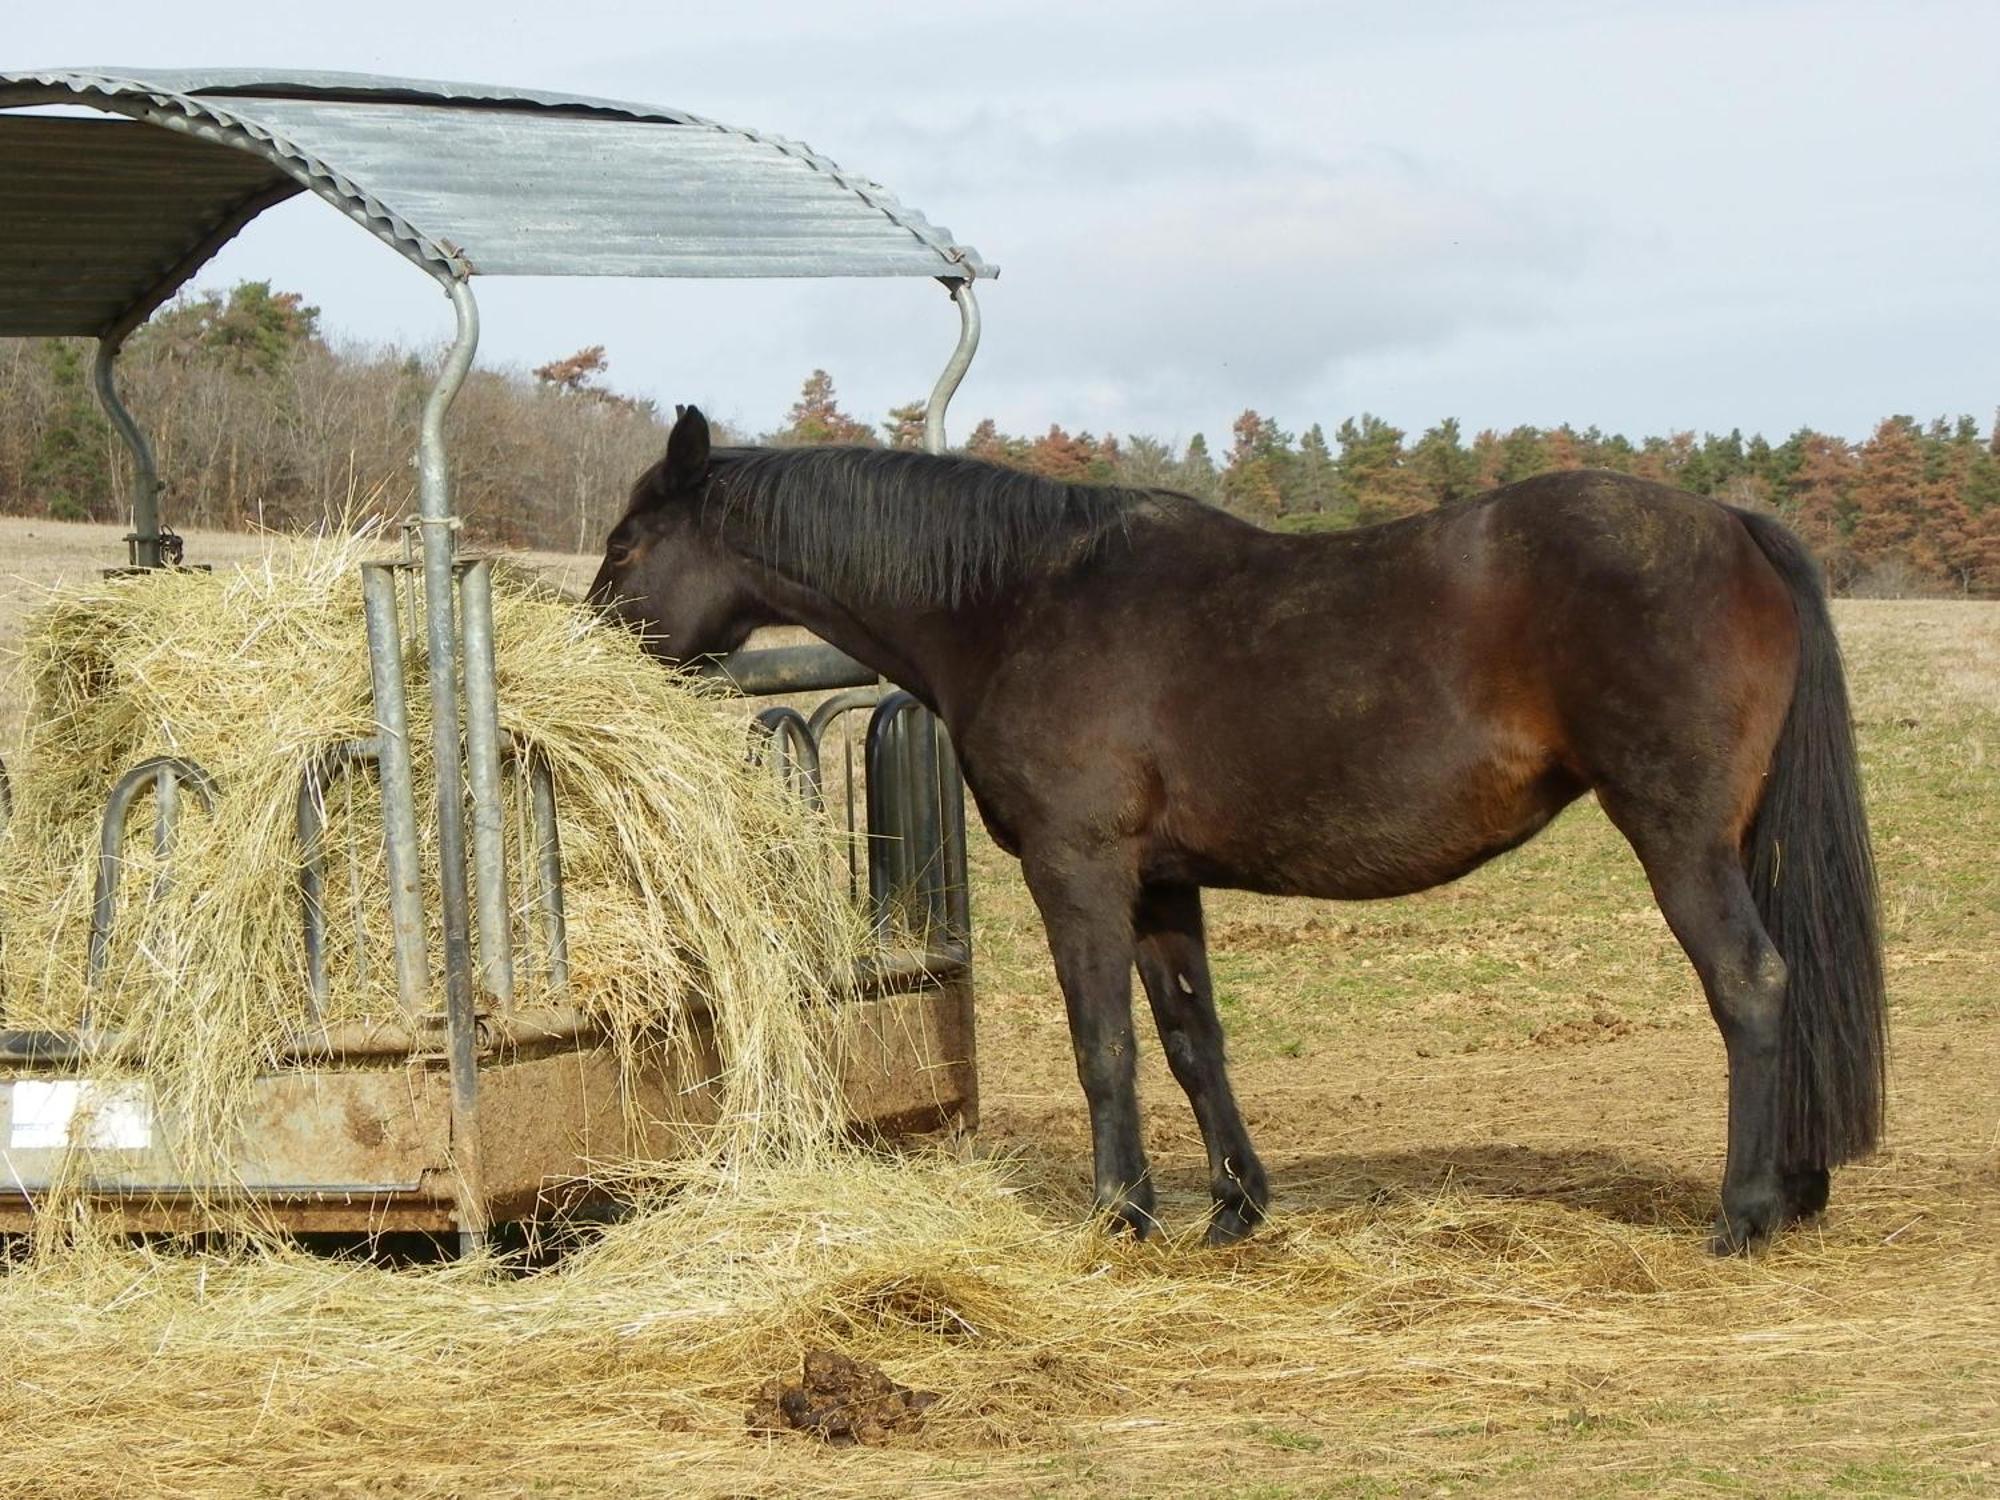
[746,1348,939,1446]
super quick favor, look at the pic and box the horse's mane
[701,446,1198,606]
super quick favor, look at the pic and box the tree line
[3,282,1996,595]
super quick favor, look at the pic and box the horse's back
[966,470,1801,900]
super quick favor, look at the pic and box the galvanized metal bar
[148,760,180,914]
[907,710,946,937]
[417,277,488,1256]
[803,686,882,906]
[360,565,432,1016]
[749,705,822,810]
[867,693,926,933]
[150,763,176,859]
[696,642,876,696]
[91,338,163,570]
[86,756,218,986]
[922,279,981,455]
[458,558,514,1008]
[935,728,971,952]
[804,685,885,743]
[297,738,380,1017]
[525,752,569,991]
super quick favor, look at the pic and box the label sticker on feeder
[8,1080,153,1151]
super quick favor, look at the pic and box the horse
[589,406,1886,1254]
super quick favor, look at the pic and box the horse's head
[587,405,769,664]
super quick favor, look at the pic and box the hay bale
[0,536,859,1183]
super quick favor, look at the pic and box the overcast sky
[13,1,1999,450]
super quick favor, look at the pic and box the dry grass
[0,1145,1990,1497]
[0,531,859,1184]
[0,528,1994,1497]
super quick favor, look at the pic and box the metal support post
[92,338,163,570]
[418,279,487,1255]
[922,279,981,456]
[459,559,514,1008]
[360,566,433,1017]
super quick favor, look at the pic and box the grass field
[0,519,1995,1497]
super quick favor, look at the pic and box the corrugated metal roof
[0,68,995,340]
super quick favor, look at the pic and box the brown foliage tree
[775,369,875,446]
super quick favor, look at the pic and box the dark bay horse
[590,407,1886,1253]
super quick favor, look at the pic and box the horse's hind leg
[1134,882,1268,1245]
[1600,799,1789,1252]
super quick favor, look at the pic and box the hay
[0,1146,1989,1496]
[0,535,860,1181]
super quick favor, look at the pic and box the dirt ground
[1,520,1996,1497]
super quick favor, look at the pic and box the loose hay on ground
[0,1149,1990,1496]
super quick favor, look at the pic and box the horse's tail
[1732,506,1887,1168]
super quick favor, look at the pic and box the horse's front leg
[1021,848,1154,1236]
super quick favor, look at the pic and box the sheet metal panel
[214,97,981,278]
[66,67,705,123]
[0,115,298,337]
[0,68,994,337]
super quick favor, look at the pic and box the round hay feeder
[0,69,995,1248]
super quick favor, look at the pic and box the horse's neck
[741,560,990,719]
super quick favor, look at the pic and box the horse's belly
[1155,756,1582,901]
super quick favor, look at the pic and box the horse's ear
[663,404,710,490]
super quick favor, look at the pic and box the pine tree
[1495,426,1551,486]
[28,340,113,521]
[1848,416,1927,582]
[1221,410,1294,520]
[882,400,927,450]
[1333,413,1419,524]
[1182,433,1220,503]
[133,281,322,376]
[1408,417,1480,508]
[774,370,875,445]
[1024,424,1099,482]
[1784,431,1857,586]
[1294,423,1336,514]
[965,418,1011,464]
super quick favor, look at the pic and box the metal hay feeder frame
[0,68,994,1250]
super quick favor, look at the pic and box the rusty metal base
[0,974,975,1236]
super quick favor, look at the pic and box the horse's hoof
[1204,1207,1259,1247]
[1204,1179,1269,1247]
[1709,1187,1784,1255]
[1094,1191,1158,1240]
[1781,1166,1830,1223]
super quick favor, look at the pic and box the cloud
[793,112,1601,438]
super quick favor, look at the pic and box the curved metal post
[922,279,981,456]
[521,748,570,992]
[92,338,163,569]
[87,756,219,986]
[748,705,823,810]
[297,738,381,1019]
[419,277,487,1254]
